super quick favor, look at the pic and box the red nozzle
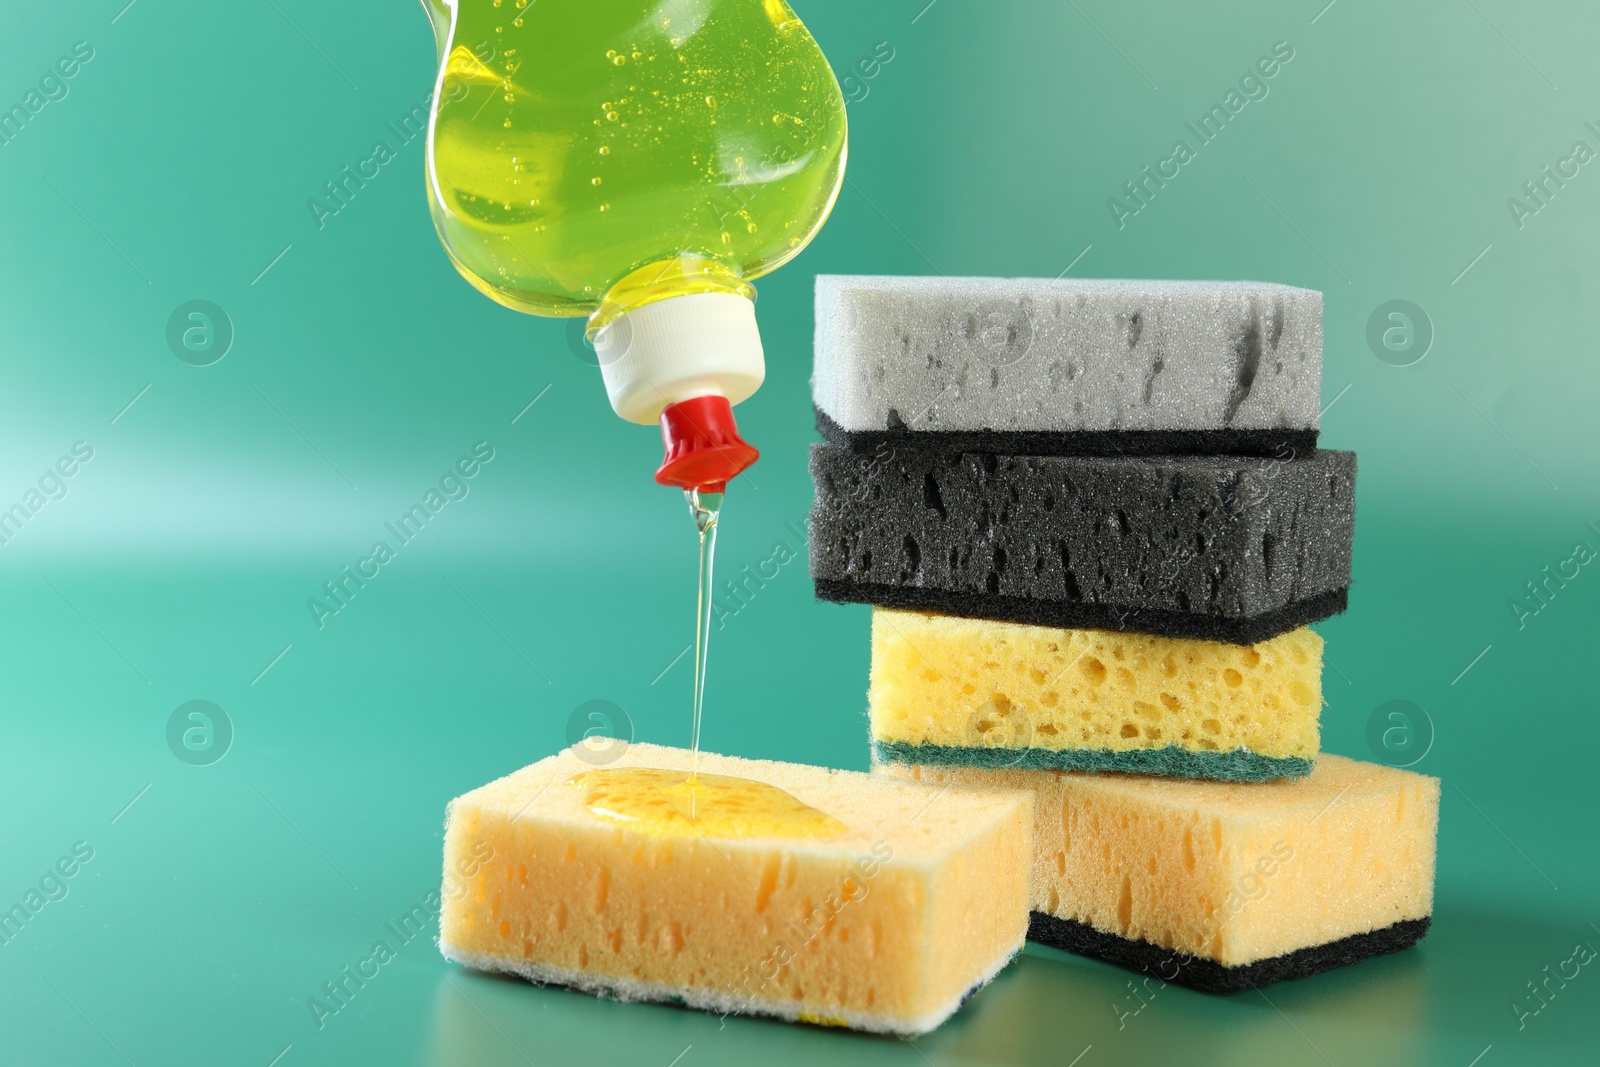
[654,396,759,493]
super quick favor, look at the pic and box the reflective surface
[2,1,1597,1064]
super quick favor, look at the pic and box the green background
[2,1,1596,1064]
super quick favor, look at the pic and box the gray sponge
[809,443,1354,644]
[814,275,1322,457]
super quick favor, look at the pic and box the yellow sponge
[871,608,1323,781]
[880,755,1438,991]
[439,743,1032,1034]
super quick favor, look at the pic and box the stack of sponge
[811,275,1438,991]
[431,275,1439,1038]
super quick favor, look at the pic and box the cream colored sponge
[439,743,1032,1034]
[880,755,1438,991]
[872,608,1323,781]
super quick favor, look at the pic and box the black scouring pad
[816,406,1319,461]
[1027,912,1431,993]
[808,443,1354,645]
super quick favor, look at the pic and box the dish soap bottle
[421,0,848,491]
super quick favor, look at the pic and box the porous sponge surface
[870,609,1322,763]
[439,743,1032,1035]
[813,275,1323,434]
[881,755,1438,968]
[809,444,1355,642]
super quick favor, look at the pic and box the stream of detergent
[570,488,849,840]
[685,487,723,807]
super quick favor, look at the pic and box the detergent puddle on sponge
[570,766,847,839]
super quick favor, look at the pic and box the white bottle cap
[593,292,766,425]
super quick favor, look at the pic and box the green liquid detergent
[424,0,847,331]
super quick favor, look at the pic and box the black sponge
[1027,912,1430,993]
[809,443,1354,645]
[817,407,1319,461]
